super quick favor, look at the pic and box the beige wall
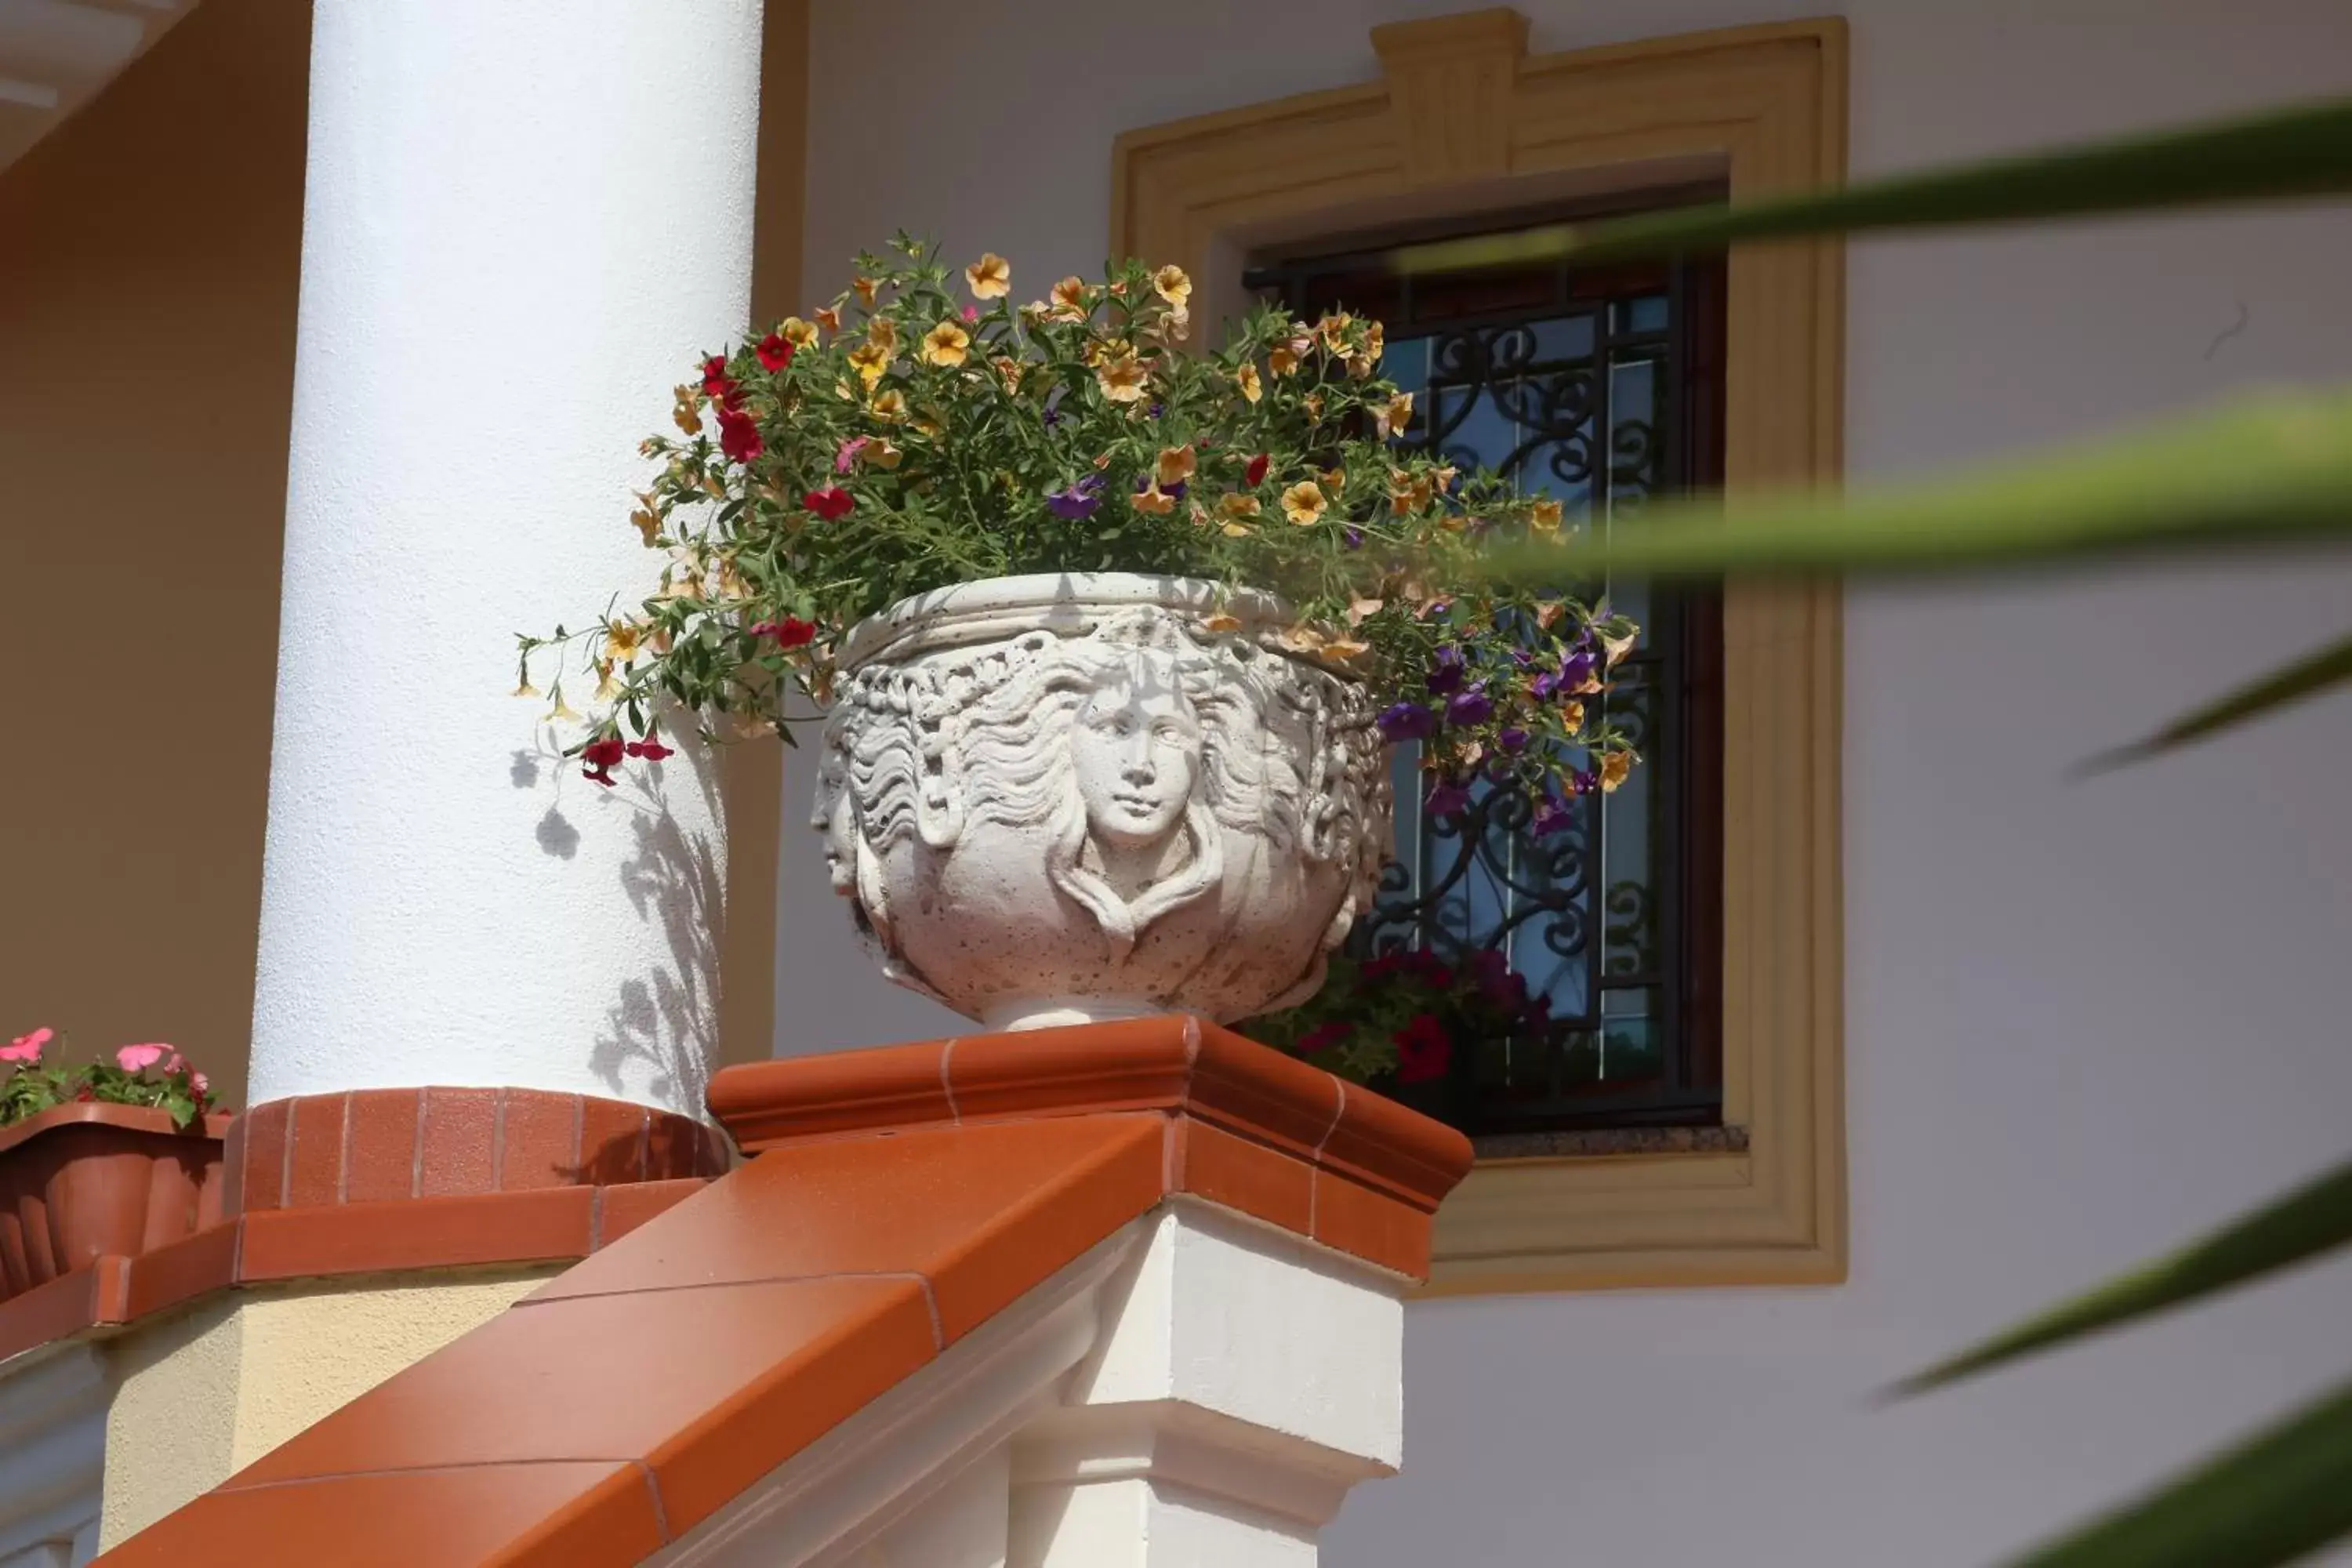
[2,0,311,1108]
[4,0,803,1104]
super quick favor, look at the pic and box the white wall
[786,2,2352,1562]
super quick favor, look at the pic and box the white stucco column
[249,1,762,1114]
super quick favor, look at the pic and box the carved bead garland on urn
[816,574,1393,1029]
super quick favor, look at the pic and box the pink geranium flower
[115,1043,170,1073]
[2,1027,51,1065]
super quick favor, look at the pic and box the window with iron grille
[1246,203,1727,1142]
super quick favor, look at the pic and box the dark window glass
[1247,208,1727,1138]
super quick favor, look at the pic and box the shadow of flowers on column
[587,751,725,1116]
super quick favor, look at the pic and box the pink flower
[115,1043,170,1073]
[834,436,869,474]
[1,1027,51,1065]
[961,303,978,323]
[192,1072,209,1096]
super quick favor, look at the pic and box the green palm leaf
[2077,632,2352,774]
[1478,390,2352,583]
[2003,1373,2352,1568]
[1394,97,2352,274]
[1897,1156,2352,1397]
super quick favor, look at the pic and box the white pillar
[250,1,762,1113]
[1007,1206,1406,1567]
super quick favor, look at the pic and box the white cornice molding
[0,1344,106,1566]
[0,0,201,175]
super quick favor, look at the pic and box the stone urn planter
[815,574,1394,1029]
[0,1103,230,1301]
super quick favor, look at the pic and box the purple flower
[1530,670,1561,701]
[1497,726,1530,753]
[1418,598,1452,621]
[1425,645,1466,695]
[1425,779,1472,818]
[1376,702,1437,742]
[1046,474,1105,520]
[1560,651,1597,690]
[1570,767,1600,796]
[1532,794,1577,835]
[1148,401,1164,419]
[1445,685,1494,726]
[1044,395,1064,429]
[1343,527,1364,550]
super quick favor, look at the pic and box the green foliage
[1394,96,2352,272]
[2078,632,2352,773]
[2,1031,216,1131]
[1248,947,1548,1086]
[528,235,1640,815]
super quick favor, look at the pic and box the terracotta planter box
[0,1102,231,1301]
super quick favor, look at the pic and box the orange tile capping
[710,1014,1475,1275]
[96,1019,1469,1566]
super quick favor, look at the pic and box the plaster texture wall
[0,0,312,1109]
[96,1269,559,1548]
[787,2,2352,1563]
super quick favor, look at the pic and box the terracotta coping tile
[710,1014,1474,1224]
[0,1257,129,1367]
[234,1089,722,1214]
[96,1461,666,1568]
[96,1025,1474,1565]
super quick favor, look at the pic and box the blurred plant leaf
[1477,391,2352,583]
[2002,1374,2352,1568]
[1394,97,2352,274]
[2077,632,2352,775]
[1896,1156,2352,1398]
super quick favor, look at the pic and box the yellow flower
[781,316,819,349]
[1345,595,1384,626]
[603,620,646,665]
[1234,362,1262,404]
[1346,353,1377,380]
[1279,482,1327,526]
[1559,699,1587,731]
[1387,467,1434,514]
[851,275,879,308]
[814,305,842,333]
[1319,465,1346,493]
[991,354,1025,394]
[1274,624,1325,654]
[714,560,750,601]
[922,321,971,367]
[1374,391,1414,438]
[1528,498,1565,535]
[1155,444,1196,487]
[1599,750,1634,793]
[1095,350,1149,403]
[1218,494,1262,535]
[1302,392,1324,422]
[512,675,542,699]
[870,387,908,421]
[1534,601,1566,630]
[671,387,701,436]
[1432,463,1458,493]
[1133,482,1177,516]
[1316,311,1354,354]
[1268,344,1301,377]
[866,317,900,354]
[848,341,891,388]
[546,690,581,724]
[1323,637,1370,661]
[1602,628,1639,667]
[868,437,904,469]
[630,492,662,546]
[592,660,622,702]
[1363,320,1385,362]
[1202,612,1243,633]
[965,252,1011,299]
[1048,276,1090,321]
[1152,264,1192,307]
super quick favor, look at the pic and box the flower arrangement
[2,1029,218,1131]
[1247,947,1552,1087]
[521,235,1642,822]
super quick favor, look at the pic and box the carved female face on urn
[1069,666,1203,852]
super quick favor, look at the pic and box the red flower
[717,405,764,463]
[802,487,855,521]
[1244,452,1270,487]
[700,354,731,396]
[1296,1020,1353,1058]
[755,332,794,372]
[74,1084,96,1102]
[582,735,626,787]
[1393,1013,1451,1084]
[624,731,675,761]
[752,615,818,648]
